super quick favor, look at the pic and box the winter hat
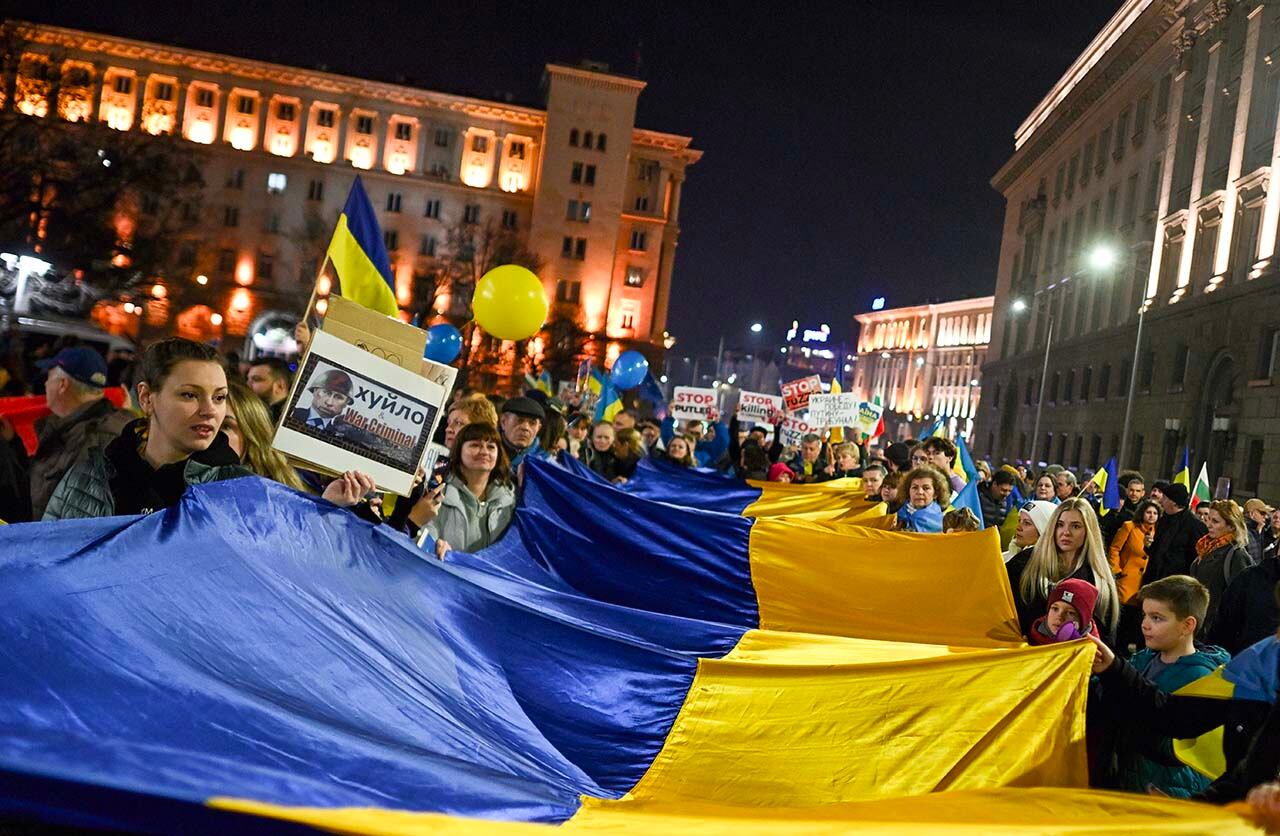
[767,462,795,482]
[883,442,911,472]
[1046,578,1100,637]
[1020,500,1058,537]
[1164,483,1190,508]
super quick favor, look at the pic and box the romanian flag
[325,177,399,317]
[0,463,1261,834]
[1173,446,1191,490]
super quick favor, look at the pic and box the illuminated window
[267,172,287,194]
[154,82,174,101]
[236,96,255,115]
[596,133,607,152]
[471,135,489,153]
[434,128,451,147]
[569,128,579,147]
[629,230,647,251]
[501,209,518,230]
[113,75,133,94]
[277,102,296,120]
[386,192,402,213]
[384,230,399,251]
[556,279,581,304]
[307,179,324,201]
[386,122,409,141]
[196,88,214,107]
[316,108,335,127]
[508,141,525,159]
[356,115,374,134]
[463,204,480,224]
[423,199,440,219]
[419,236,437,257]
[223,206,239,227]
[625,266,645,287]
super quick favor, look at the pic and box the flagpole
[301,254,333,330]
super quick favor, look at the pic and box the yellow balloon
[473,265,549,341]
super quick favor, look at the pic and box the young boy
[1119,575,1230,798]
[1029,578,1100,645]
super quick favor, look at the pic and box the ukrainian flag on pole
[1172,446,1191,490]
[325,177,399,317]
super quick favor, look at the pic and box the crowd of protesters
[1,332,1278,823]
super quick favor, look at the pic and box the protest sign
[779,414,819,448]
[736,391,783,424]
[275,330,446,495]
[671,386,718,421]
[854,400,885,437]
[321,295,425,373]
[575,359,593,393]
[781,375,822,412]
[807,393,860,428]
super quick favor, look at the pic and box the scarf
[1195,532,1237,559]
[896,501,944,533]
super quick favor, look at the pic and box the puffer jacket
[1118,644,1231,798]
[1108,520,1154,605]
[29,397,132,518]
[42,419,249,520]
[425,473,516,553]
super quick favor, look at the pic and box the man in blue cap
[29,346,131,519]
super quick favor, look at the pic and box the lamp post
[1117,300,1147,469]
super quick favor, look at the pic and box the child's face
[1045,600,1082,636]
[1141,598,1192,652]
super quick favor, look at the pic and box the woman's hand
[1084,632,1115,674]
[322,471,376,507]
[408,482,445,527]
[434,538,451,560]
[294,319,312,352]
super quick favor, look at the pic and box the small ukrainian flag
[325,177,399,317]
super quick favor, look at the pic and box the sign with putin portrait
[274,330,446,495]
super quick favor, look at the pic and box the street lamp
[750,322,763,333]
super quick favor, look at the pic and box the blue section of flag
[341,176,395,293]
[638,372,669,421]
[1102,456,1122,512]
[951,478,983,521]
[956,435,979,484]
[921,418,945,439]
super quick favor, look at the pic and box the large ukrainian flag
[0,461,1261,834]
[325,176,400,317]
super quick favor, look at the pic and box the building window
[218,248,236,272]
[463,204,480,224]
[566,200,591,222]
[1080,367,1091,401]
[1245,438,1265,492]
[423,198,441,219]
[638,160,659,181]
[307,179,324,201]
[154,82,174,101]
[508,141,526,159]
[427,162,449,178]
[471,134,489,153]
[276,102,296,121]
[355,115,374,134]
[501,209,518,230]
[583,130,594,148]
[625,266,645,287]
[634,195,650,212]
[434,128,451,147]
[113,75,133,95]
[140,193,160,216]
[1131,434,1144,471]
[1050,371,1061,403]
[556,279,581,303]
[1098,364,1110,398]
[386,192,402,213]
[384,230,399,251]
[419,236,437,257]
[571,162,584,184]
[1257,327,1280,379]
[569,128,579,147]
[236,96,255,115]
[1138,350,1155,392]
[1171,343,1189,388]
[257,253,274,280]
[266,212,281,234]
[575,238,586,260]
[226,168,244,189]
[585,164,596,186]
[629,230,647,251]
[317,108,335,128]
[394,122,412,141]
[266,172,287,194]
[596,133,607,151]
[1061,369,1073,402]
[621,312,634,330]
[196,88,215,108]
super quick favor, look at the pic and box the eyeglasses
[911,455,927,464]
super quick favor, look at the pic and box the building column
[1254,14,1280,268]
[1146,67,1189,300]
[1212,4,1265,284]
[1173,38,1224,299]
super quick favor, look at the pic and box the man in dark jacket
[0,416,31,523]
[1143,483,1208,586]
[1208,559,1280,655]
[29,347,131,520]
[978,470,1017,528]
[1101,472,1146,548]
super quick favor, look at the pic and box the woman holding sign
[408,422,516,558]
[893,466,950,533]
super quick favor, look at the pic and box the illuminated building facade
[851,297,994,441]
[980,0,1280,497]
[7,22,700,354]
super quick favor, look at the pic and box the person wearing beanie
[1028,578,1101,645]
[767,462,795,483]
[1143,482,1208,589]
[1003,500,1057,564]
[882,442,911,474]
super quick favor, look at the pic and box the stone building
[851,297,994,442]
[4,22,700,364]
[980,0,1280,499]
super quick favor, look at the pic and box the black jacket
[1191,543,1253,637]
[977,482,1007,529]
[0,434,31,523]
[1209,559,1280,655]
[1101,499,1139,549]
[1006,548,1116,646]
[1144,508,1208,586]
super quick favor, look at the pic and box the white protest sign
[806,393,859,428]
[854,400,884,436]
[671,386,718,421]
[736,391,782,423]
[779,414,819,448]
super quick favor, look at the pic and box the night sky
[22,0,1121,353]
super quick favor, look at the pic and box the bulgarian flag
[1190,463,1212,510]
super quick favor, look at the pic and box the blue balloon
[423,323,462,364]
[610,350,649,390]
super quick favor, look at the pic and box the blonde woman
[1007,497,1120,642]
[1191,499,1253,635]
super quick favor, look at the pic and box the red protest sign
[780,375,822,412]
